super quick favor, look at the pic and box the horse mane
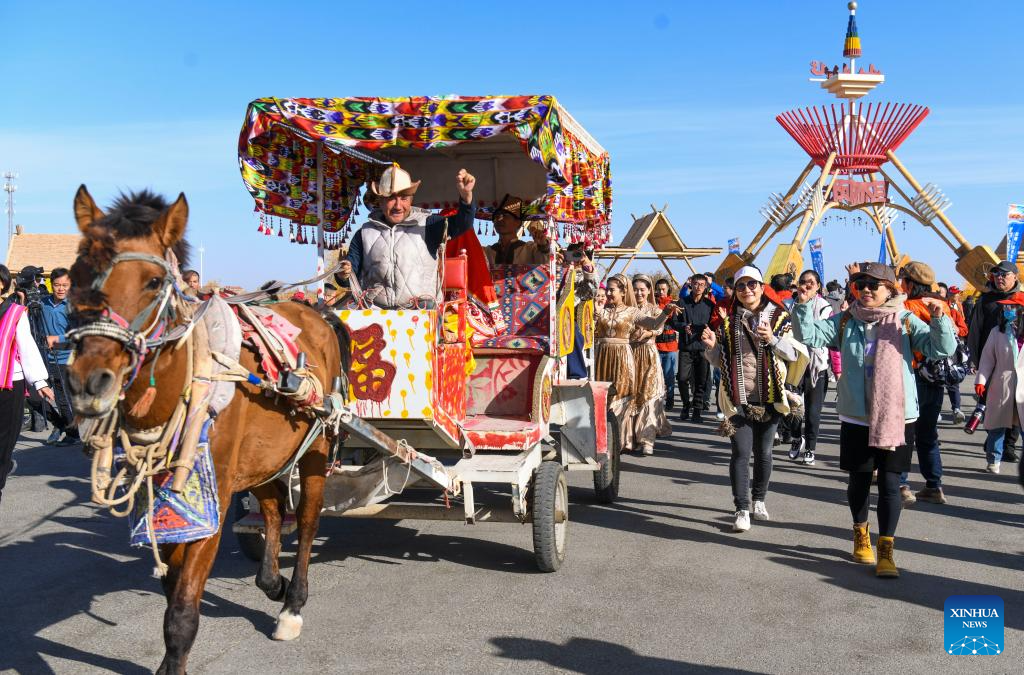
[70,189,191,316]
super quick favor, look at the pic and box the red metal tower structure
[717,1,997,287]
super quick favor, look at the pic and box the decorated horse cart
[233,95,617,571]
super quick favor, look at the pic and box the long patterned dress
[595,305,669,452]
[629,302,671,452]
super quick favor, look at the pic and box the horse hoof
[272,610,303,641]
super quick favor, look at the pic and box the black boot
[678,404,690,421]
[691,407,703,424]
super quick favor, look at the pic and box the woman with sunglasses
[700,266,806,533]
[786,269,832,465]
[793,262,955,578]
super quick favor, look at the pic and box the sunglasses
[991,270,1013,278]
[735,280,761,292]
[854,279,883,292]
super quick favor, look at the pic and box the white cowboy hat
[371,164,421,198]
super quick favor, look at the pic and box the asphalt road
[2,389,1022,674]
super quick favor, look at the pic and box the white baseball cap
[733,266,764,284]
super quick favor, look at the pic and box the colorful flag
[728,238,740,254]
[809,238,825,280]
[1007,204,1024,263]
[877,230,888,265]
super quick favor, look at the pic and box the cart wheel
[232,493,266,562]
[531,461,568,572]
[593,410,621,504]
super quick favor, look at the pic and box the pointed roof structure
[594,205,722,284]
[5,227,80,275]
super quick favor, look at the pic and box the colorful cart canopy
[238,96,612,236]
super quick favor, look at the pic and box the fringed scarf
[718,300,792,408]
[0,300,27,390]
[849,295,907,449]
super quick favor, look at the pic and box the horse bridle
[66,251,180,386]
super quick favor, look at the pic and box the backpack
[918,339,970,386]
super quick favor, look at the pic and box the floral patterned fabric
[238,96,611,232]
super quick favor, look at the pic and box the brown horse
[67,186,348,674]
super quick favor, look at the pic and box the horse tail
[320,309,351,399]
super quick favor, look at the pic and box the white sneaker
[788,437,805,460]
[716,412,726,421]
[752,500,770,521]
[801,450,816,465]
[952,408,966,424]
[733,510,751,532]
[987,462,1001,474]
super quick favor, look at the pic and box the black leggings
[847,470,901,537]
[0,379,27,504]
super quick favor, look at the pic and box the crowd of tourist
[596,256,1021,579]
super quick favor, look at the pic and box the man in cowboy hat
[337,165,475,308]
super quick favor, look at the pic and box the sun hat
[370,163,420,198]
[849,262,896,285]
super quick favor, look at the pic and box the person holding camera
[1,265,56,504]
[41,268,78,445]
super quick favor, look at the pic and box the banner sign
[1007,204,1024,263]
[833,179,888,206]
[877,230,889,264]
[809,238,825,280]
[728,238,740,254]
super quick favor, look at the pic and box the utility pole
[198,242,205,283]
[3,171,16,259]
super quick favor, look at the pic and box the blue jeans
[946,385,961,412]
[658,350,678,402]
[984,428,1014,464]
[900,378,944,488]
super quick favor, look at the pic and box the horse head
[67,185,190,418]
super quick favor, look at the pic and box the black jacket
[673,294,716,352]
[967,285,1020,367]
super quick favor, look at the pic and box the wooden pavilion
[593,205,722,285]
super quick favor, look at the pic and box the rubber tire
[232,492,266,562]
[531,461,568,572]
[593,410,621,504]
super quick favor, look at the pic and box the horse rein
[65,251,184,389]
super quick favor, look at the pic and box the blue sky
[3,0,1022,287]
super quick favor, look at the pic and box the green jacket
[792,304,956,422]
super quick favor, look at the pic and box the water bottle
[964,402,985,434]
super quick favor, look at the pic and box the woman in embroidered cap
[595,274,679,455]
[626,274,671,455]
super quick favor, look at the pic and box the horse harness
[70,249,346,575]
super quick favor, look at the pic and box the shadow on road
[489,636,767,674]
[0,475,280,673]
[310,516,541,574]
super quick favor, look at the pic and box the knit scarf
[849,295,907,449]
[719,301,791,407]
[0,300,27,390]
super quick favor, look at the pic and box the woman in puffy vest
[700,265,806,535]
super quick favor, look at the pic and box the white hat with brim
[733,266,764,284]
[371,164,421,198]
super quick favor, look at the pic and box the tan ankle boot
[876,536,899,578]
[852,522,875,564]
